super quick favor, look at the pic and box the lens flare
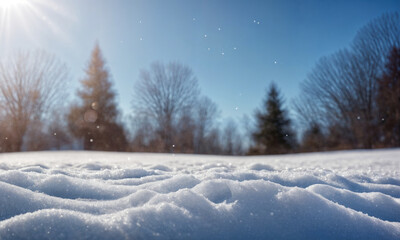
[0,0,72,56]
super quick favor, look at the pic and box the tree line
[0,12,399,155]
[294,12,400,152]
[0,45,244,154]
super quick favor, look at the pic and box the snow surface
[0,149,400,239]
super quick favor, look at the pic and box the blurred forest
[0,12,399,155]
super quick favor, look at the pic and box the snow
[0,149,400,239]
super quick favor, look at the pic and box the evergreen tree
[378,47,400,147]
[251,83,296,154]
[68,44,128,151]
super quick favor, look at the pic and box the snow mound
[0,150,400,239]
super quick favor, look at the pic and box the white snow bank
[0,149,400,239]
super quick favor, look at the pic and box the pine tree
[251,83,296,154]
[378,47,400,147]
[68,44,128,151]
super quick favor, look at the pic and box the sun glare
[0,0,72,55]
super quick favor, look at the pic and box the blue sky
[1,0,399,126]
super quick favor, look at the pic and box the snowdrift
[0,150,399,239]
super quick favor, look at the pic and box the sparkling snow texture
[0,150,400,239]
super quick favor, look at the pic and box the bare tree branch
[0,50,69,151]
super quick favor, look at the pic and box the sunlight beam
[0,0,72,55]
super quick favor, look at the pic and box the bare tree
[222,119,243,155]
[350,12,400,148]
[47,109,73,150]
[297,50,359,148]
[132,62,200,152]
[129,115,157,152]
[194,96,220,154]
[0,50,68,151]
[295,12,400,149]
[299,123,326,152]
[0,111,13,152]
[175,108,196,153]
